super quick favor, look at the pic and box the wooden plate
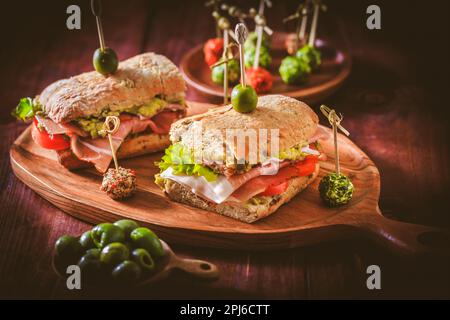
[9,102,448,255]
[180,32,352,103]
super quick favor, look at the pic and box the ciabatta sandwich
[12,53,186,172]
[155,95,328,223]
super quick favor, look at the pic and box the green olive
[77,251,102,282]
[93,47,118,75]
[319,173,354,207]
[79,230,96,250]
[231,84,258,113]
[100,242,130,267]
[296,44,322,70]
[279,56,311,85]
[113,219,139,240]
[111,260,142,284]
[131,248,155,272]
[130,227,165,258]
[91,223,125,249]
[55,235,83,264]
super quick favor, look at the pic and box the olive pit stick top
[100,116,121,171]
[235,23,249,87]
[91,0,106,52]
[320,105,350,175]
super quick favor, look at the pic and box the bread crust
[160,163,319,223]
[56,133,170,170]
[169,95,318,164]
[39,53,186,123]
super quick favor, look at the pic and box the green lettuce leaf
[11,97,41,121]
[157,143,218,182]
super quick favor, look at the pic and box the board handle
[355,209,450,257]
[172,257,220,280]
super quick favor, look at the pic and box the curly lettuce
[11,97,41,121]
[157,143,218,182]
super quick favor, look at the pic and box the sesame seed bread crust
[169,95,318,164]
[160,163,319,223]
[39,53,186,123]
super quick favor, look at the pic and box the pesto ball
[279,56,311,85]
[244,31,270,51]
[211,58,240,85]
[319,173,354,207]
[296,45,322,71]
[244,46,272,69]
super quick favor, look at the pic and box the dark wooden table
[0,0,449,299]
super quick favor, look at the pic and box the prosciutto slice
[70,110,180,172]
[308,125,330,143]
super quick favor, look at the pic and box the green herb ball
[211,58,240,85]
[244,46,272,69]
[296,45,322,70]
[244,31,270,51]
[319,173,354,207]
[279,56,311,85]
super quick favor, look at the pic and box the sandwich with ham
[12,53,186,172]
[155,95,328,223]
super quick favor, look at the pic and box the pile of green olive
[54,219,165,285]
[279,44,321,85]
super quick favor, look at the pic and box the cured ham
[308,125,330,143]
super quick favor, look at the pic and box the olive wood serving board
[10,102,449,256]
[180,32,352,103]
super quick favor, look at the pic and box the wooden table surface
[0,0,449,299]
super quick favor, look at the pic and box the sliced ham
[309,126,330,143]
[160,160,291,204]
[70,110,179,172]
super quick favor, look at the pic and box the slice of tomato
[295,155,318,176]
[31,118,70,150]
[260,180,289,196]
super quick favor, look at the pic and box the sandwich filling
[14,96,185,172]
[155,126,328,205]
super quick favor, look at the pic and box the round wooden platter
[9,103,448,256]
[180,32,352,103]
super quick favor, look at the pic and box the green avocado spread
[75,97,181,138]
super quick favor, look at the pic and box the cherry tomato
[260,180,289,196]
[31,118,70,150]
[203,38,224,66]
[246,67,273,93]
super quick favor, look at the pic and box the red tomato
[246,67,273,93]
[31,118,70,150]
[260,180,289,196]
[295,155,318,176]
[203,38,224,66]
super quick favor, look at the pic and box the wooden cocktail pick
[235,23,249,87]
[253,0,273,69]
[283,1,309,54]
[205,0,223,37]
[308,0,327,47]
[318,105,354,207]
[99,116,136,200]
[91,0,118,75]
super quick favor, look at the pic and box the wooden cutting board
[9,102,448,256]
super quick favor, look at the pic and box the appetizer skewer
[231,23,258,113]
[246,0,273,93]
[318,105,354,207]
[99,116,137,200]
[91,0,118,75]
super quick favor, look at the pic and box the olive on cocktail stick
[318,105,354,207]
[231,23,258,113]
[91,0,118,75]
